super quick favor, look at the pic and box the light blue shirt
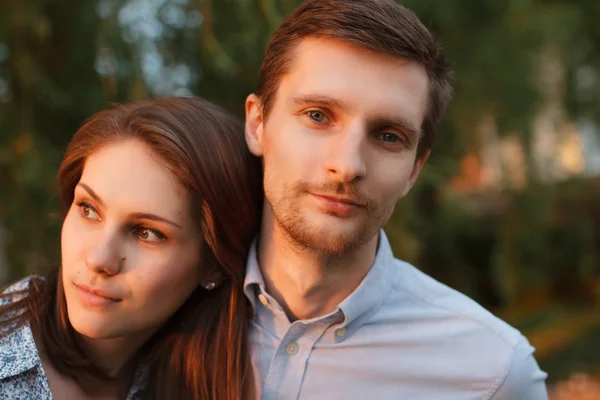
[244,231,548,400]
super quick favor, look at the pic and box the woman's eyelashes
[132,226,167,243]
[76,201,168,244]
[77,201,100,221]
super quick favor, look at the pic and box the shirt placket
[261,318,334,400]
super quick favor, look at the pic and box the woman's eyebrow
[77,182,105,207]
[128,212,183,229]
[77,182,183,229]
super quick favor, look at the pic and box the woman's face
[61,139,204,340]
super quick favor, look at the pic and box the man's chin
[288,223,369,254]
[273,204,377,253]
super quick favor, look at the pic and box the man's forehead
[273,37,429,126]
[279,38,426,90]
[288,37,415,73]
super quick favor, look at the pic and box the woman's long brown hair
[0,97,262,399]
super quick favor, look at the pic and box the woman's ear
[197,248,224,290]
[245,94,265,157]
[199,268,222,291]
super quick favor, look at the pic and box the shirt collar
[243,229,397,327]
[127,362,149,400]
[243,237,266,311]
[336,230,396,327]
[0,322,41,380]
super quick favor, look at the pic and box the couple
[0,1,549,399]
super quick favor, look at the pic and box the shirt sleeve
[488,335,549,400]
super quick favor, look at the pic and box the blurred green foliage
[1,0,600,382]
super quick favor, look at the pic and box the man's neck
[258,210,379,322]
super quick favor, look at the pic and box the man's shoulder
[386,257,521,347]
[360,259,547,400]
[373,258,547,398]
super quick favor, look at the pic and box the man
[243,0,548,399]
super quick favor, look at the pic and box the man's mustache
[294,181,375,209]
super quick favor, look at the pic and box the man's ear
[401,149,431,197]
[245,94,265,157]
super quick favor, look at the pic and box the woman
[0,97,262,399]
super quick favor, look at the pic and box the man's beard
[267,180,392,255]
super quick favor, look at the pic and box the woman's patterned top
[0,277,148,399]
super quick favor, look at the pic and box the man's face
[246,38,430,254]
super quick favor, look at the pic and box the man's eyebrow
[369,115,422,140]
[291,94,422,139]
[291,94,353,111]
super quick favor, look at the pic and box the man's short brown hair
[256,0,453,158]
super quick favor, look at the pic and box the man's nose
[324,125,367,183]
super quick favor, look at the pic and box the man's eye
[307,110,328,123]
[378,132,400,143]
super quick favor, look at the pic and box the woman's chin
[73,324,119,340]
[68,312,126,340]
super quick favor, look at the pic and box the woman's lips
[73,282,120,307]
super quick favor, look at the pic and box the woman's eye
[134,227,166,243]
[77,202,99,220]
[307,110,328,124]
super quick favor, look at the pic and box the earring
[202,281,216,290]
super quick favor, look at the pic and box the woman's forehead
[80,139,192,223]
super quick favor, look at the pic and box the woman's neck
[74,336,142,399]
[31,321,149,399]
[77,335,144,378]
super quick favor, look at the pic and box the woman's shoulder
[0,276,48,397]
[0,275,43,306]
[0,275,41,341]
[2,275,43,293]
[0,321,48,397]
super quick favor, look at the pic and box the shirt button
[286,342,299,356]
[335,328,346,337]
[258,294,269,306]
